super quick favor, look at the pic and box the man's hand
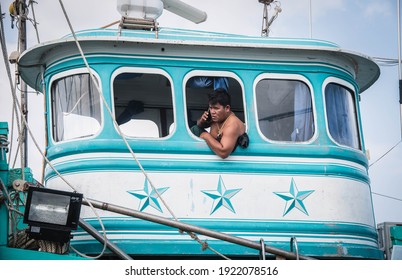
[197,110,211,128]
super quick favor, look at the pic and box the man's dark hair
[208,89,231,107]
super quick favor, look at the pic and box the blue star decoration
[202,176,242,215]
[127,179,169,212]
[274,178,314,216]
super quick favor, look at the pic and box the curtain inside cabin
[51,73,101,142]
[187,77,229,92]
[291,82,314,142]
[256,79,314,142]
[325,83,360,149]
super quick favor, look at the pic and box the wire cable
[3,16,108,259]
[369,140,401,167]
[28,0,40,44]
[372,191,402,203]
[58,0,229,259]
[0,3,23,167]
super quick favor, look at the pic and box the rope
[9,230,38,250]
[28,0,40,44]
[0,178,22,247]
[14,81,109,259]
[38,240,68,254]
[2,1,109,259]
[0,3,23,166]
[372,191,402,203]
[58,0,228,259]
[3,35,109,261]
[369,140,402,167]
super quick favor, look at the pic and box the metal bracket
[118,16,159,38]
[290,236,299,260]
[259,238,266,260]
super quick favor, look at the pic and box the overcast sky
[0,0,401,224]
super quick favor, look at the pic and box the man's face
[209,103,229,123]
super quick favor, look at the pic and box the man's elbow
[217,150,231,159]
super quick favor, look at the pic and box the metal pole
[82,198,315,260]
[78,218,133,260]
[398,0,402,139]
[309,0,313,38]
[17,0,28,169]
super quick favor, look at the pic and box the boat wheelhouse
[17,26,382,259]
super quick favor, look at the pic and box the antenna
[117,0,207,33]
[162,0,207,24]
[259,0,282,37]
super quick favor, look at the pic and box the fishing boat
[1,0,399,260]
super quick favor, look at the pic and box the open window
[255,78,315,142]
[51,72,102,142]
[185,74,245,133]
[325,82,361,150]
[113,70,174,138]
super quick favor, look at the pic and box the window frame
[49,68,103,144]
[253,73,317,144]
[111,67,175,140]
[183,70,247,140]
[322,77,362,150]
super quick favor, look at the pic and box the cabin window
[325,83,360,149]
[51,73,102,142]
[185,75,245,132]
[113,71,173,138]
[255,79,314,142]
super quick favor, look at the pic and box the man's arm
[200,123,239,159]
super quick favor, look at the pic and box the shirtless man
[193,90,246,159]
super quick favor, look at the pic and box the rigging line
[372,191,402,203]
[57,0,179,221]
[28,0,40,43]
[0,3,23,166]
[57,0,228,259]
[3,36,108,259]
[2,1,105,258]
[369,140,402,167]
[0,5,101,259]
[59,0,180,243]
[372,57,400,66]
[11,137,21,168]
[11,70,108,260]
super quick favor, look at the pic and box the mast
[259,0,281,37]
[398,0,402,139]
[19,0,28,169]
[309,0,312,38]
[10,0,28,169]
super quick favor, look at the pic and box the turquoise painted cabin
[19,27,382,259]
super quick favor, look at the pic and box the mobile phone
[206,109,212,123]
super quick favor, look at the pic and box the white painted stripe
[47,53,352,79]
[72,232,377,247]
[47,152,366,171]
[71,32,340,52]
[75,28,339,48]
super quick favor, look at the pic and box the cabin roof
[73,27,341,49]
[19,27,380,92]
